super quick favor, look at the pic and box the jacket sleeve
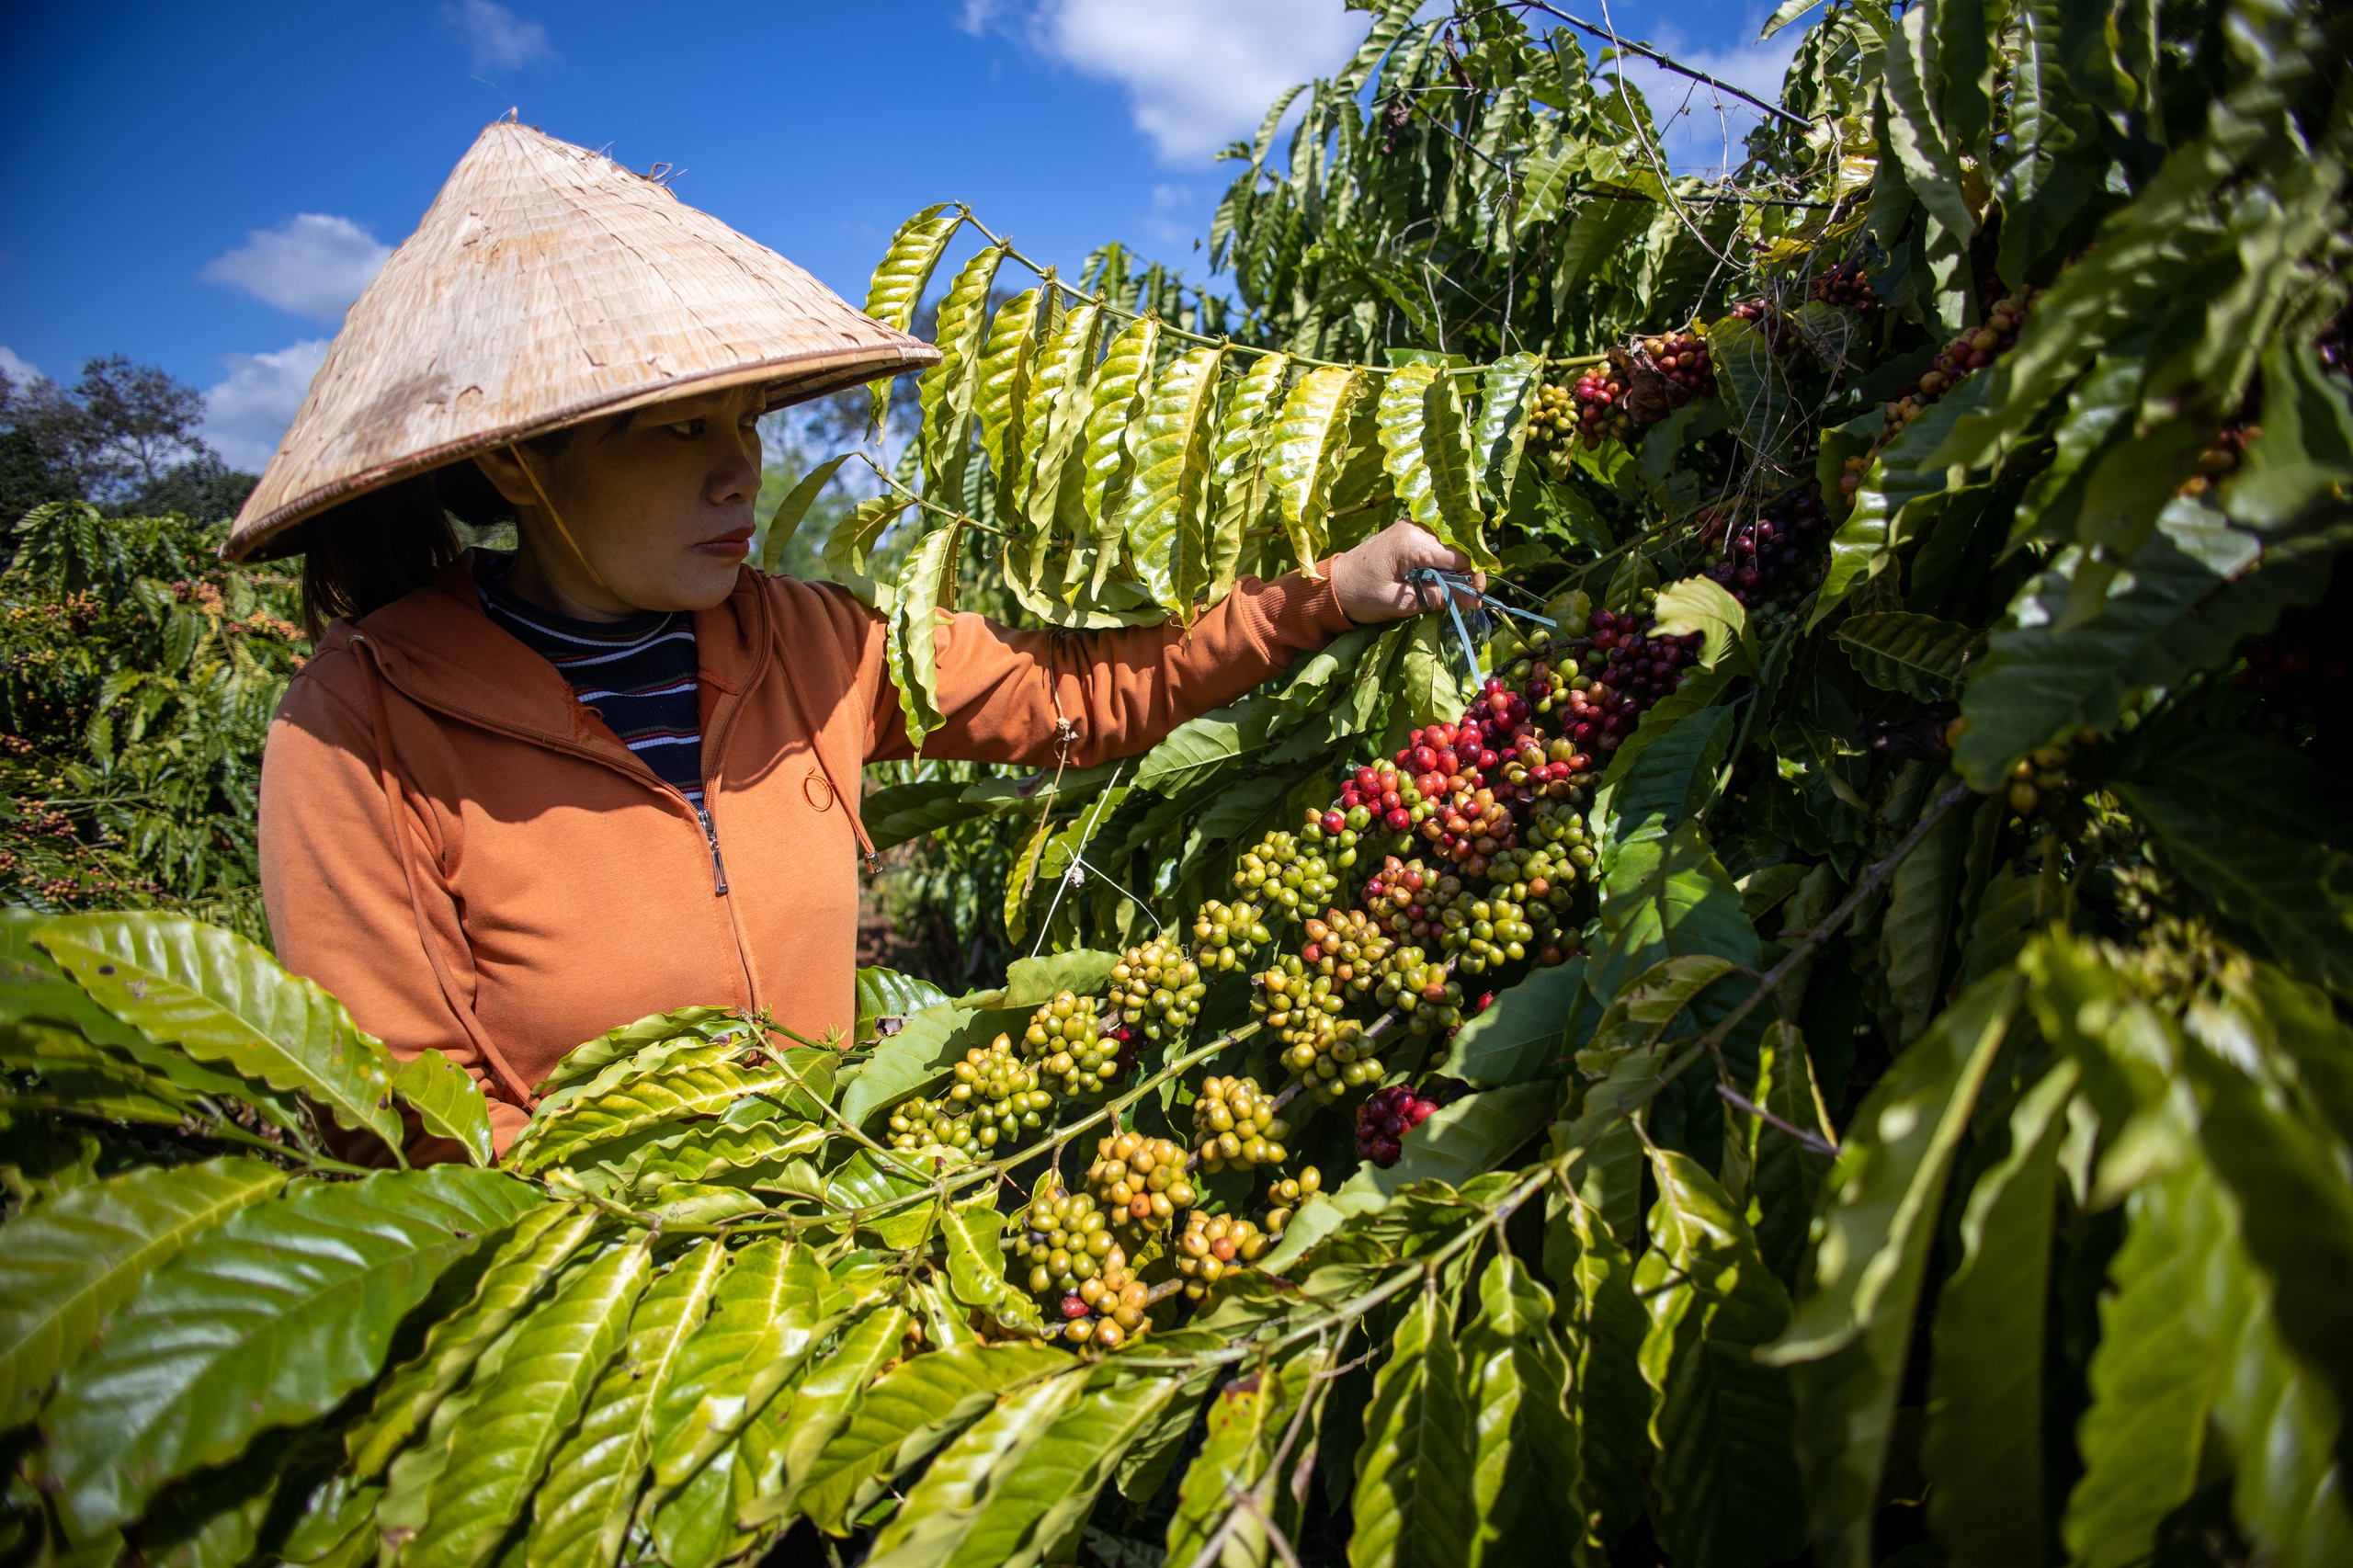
[861,570,1356,767]
[258,655,533,1161]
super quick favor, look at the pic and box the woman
[236,122,1470,1158]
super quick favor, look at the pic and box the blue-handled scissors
[1406,567,1557,682]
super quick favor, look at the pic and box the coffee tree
[4,1,2352,1565]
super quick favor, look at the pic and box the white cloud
[201,214,392,324]
[995,0,1374,165]
[444,0,551,71]
[0,347,37,389]
[201,339,329,472]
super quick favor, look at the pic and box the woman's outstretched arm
[863,521,1478,767]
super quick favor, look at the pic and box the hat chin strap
[508,445,613,595]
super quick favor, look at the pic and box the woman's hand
[1325,520,1484,624]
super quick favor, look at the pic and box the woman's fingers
[1328,520,1484,624]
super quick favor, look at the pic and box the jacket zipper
[694,801,731,896]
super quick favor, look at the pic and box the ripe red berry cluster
[1809,259,1878,312]
[1356,1084,1441,1166]
[1729,297,1790,351]
[1885,291,2039,440]
[1567,366,1636,448]
[1390,710,1520,874]
[1578,608,1701,722]
[1709,485,1833,608]
[1362,858,1447,943]
[1336,760,1412,837]
[1638,332,1717,396]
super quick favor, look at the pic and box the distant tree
[130,453,258,523]
[0,395,81,532]
[0,356,258,532]
[63,356,210,504]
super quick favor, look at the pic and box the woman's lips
[697,528,755,561]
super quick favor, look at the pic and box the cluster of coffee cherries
[1302,907,1396,989]
[1191,898,1272,973]
[1192,1074,1290,1172]
[1262,1169,1322,1235]
[1176,1210,1277,1301]
[1521,795,1598,861]
[1111,935,1205,1044]
[1356,1083,1444,1167]
[1884,290,2040,440]
[1391,706,1531,877]
[1573,608,1702,726]
[1232,830,1343,919]
[1280,1017,1385,1101]
[1434,887,1540,975]
[1525,378,1599,456]
[1334,758,1423,846]
[1836,450,1872,508]
[887,1034,1051,1155]
[1362,857,1445,936]
[1492,716,1598,800]
[2006,744,2076,818]
[1728,296,1790,352]
[1020,991,1120,1097]
[1016,1186,1151,1349]
[2178,424,2260,499]
[1362,943,1468,1035]
[1484,840,1586,906]
[1708,484,1834,615]
[1086,1131,1197,1234]
[1460,845,1576,956]
[1635,331,1717,398]
[1563,365,1637,449]
[1809,258,1878,312]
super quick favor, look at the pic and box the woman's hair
[295,429,581,639]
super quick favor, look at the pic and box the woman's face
[476,383,767,619]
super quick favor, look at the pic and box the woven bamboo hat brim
[224,119,938,562]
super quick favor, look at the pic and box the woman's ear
[470,446,540,510]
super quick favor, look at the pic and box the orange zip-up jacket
[258,552,1353,1157]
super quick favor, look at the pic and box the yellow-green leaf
[918,244,1007,500]
[1206,352,1291,601]
[1267,366,1362,574]
[1123,345,1227,615]
[1378,362,1494,570]
[863,204,963,434]
[976,288,1049,518]
[888,522,965,753]
[1017,303,1108,576]
[1076,318,1163,586]
[390,1050,494,1167]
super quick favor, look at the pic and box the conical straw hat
[225,119,938,561]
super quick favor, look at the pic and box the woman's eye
[665,418,707,439]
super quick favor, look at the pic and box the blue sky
[0,0,1798,471]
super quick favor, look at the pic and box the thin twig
[1718,1082,1838,1156]
[1517,1,1813,128]
[850,451,1011,539]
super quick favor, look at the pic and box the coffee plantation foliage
[6,0,2353,1565]
[0,504,303,942]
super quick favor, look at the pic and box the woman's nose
[710,436,759,504]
